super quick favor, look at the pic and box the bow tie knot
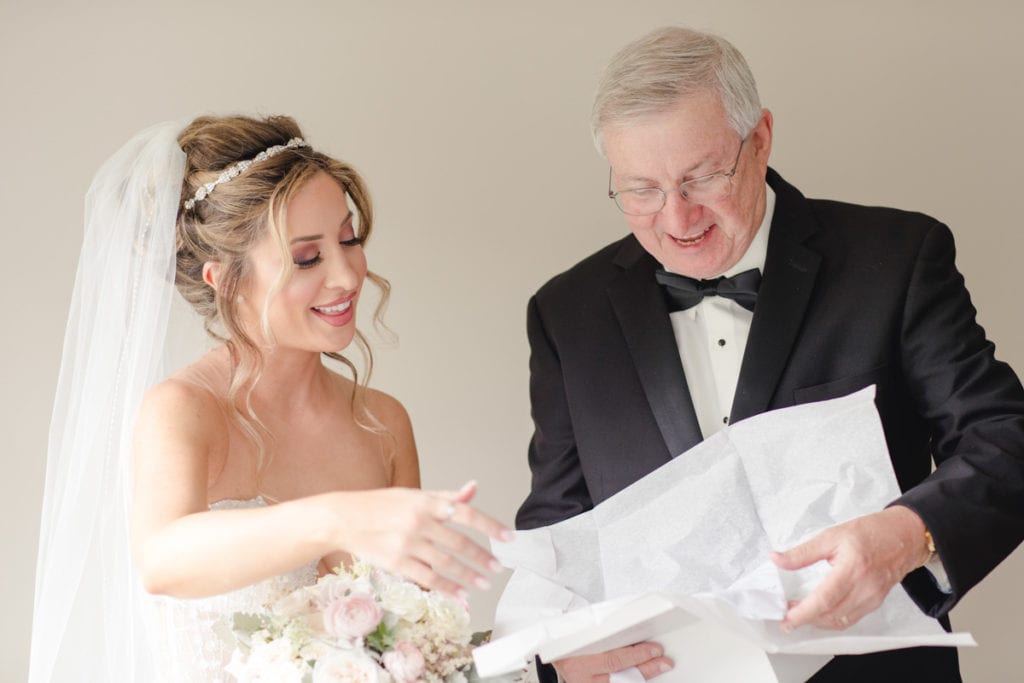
[655,268,761,312]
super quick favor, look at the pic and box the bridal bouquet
[225,560,523,682]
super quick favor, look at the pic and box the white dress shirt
[668,186,775,439]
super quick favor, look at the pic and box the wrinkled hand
[339,481,513,598]
[770,505,931,632]
[553,642,673,682]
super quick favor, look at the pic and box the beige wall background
[2,1,1021,680]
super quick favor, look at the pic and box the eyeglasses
[608,137,746,216]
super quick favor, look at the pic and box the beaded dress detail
[145,497,319,682]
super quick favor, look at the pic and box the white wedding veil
[30,122,186,682]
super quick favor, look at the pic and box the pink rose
[382,641,426,682]
[322,593,382,640]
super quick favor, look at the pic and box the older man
[516,27,1024,682]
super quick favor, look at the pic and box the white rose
[316,573,358,606]
[369,566,400,591]
[378,579,428,624]
[318,571,375,606]
[313,648,393,683]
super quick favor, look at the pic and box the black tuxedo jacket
[517,169,1024,682]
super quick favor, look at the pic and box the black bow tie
[655,268,762,312]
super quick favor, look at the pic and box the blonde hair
[175,114,391,476]
[592,26,762,155]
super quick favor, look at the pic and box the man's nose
[658,190,703,231]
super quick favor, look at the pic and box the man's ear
[202,261,221,289]
[751,108,773,162]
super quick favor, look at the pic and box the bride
[30,115,511,681]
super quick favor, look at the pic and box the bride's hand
[333,481,513,597]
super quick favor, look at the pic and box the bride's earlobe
[202,261,221,289]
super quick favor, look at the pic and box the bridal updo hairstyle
[174,115,391,456]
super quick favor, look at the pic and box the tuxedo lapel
[608,239,704,459]
[731,169,822,422]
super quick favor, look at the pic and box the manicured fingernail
[781,622,792,633]
[457,588,469,602]
[489,559,502,572]
[648,646,663,658]
[658,662,672,674]
[500,529,515,542]
[475,576,492,590]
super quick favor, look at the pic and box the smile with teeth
[671,225,713,246]
[313,300,352,314]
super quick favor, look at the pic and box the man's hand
[770,505,932,632]
[553,642,673,682]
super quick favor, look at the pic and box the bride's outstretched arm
[130,379,511,600]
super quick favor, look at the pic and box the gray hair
[591,27,762,155]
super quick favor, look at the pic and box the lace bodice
[144,497,320,682]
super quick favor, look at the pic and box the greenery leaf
[365,621,395,653]
[232,612,268,636]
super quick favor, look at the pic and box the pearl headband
[183,137,310,210]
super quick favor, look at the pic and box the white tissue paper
[474,387,973,682]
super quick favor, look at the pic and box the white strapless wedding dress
[144,497,320,682]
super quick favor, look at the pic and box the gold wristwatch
[923,528,936,565]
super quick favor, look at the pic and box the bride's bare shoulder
[365,387,412,434]
[142,376,221,415]
[137,350,231,437]
[133,353,233,493]
[363,386,418,485]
